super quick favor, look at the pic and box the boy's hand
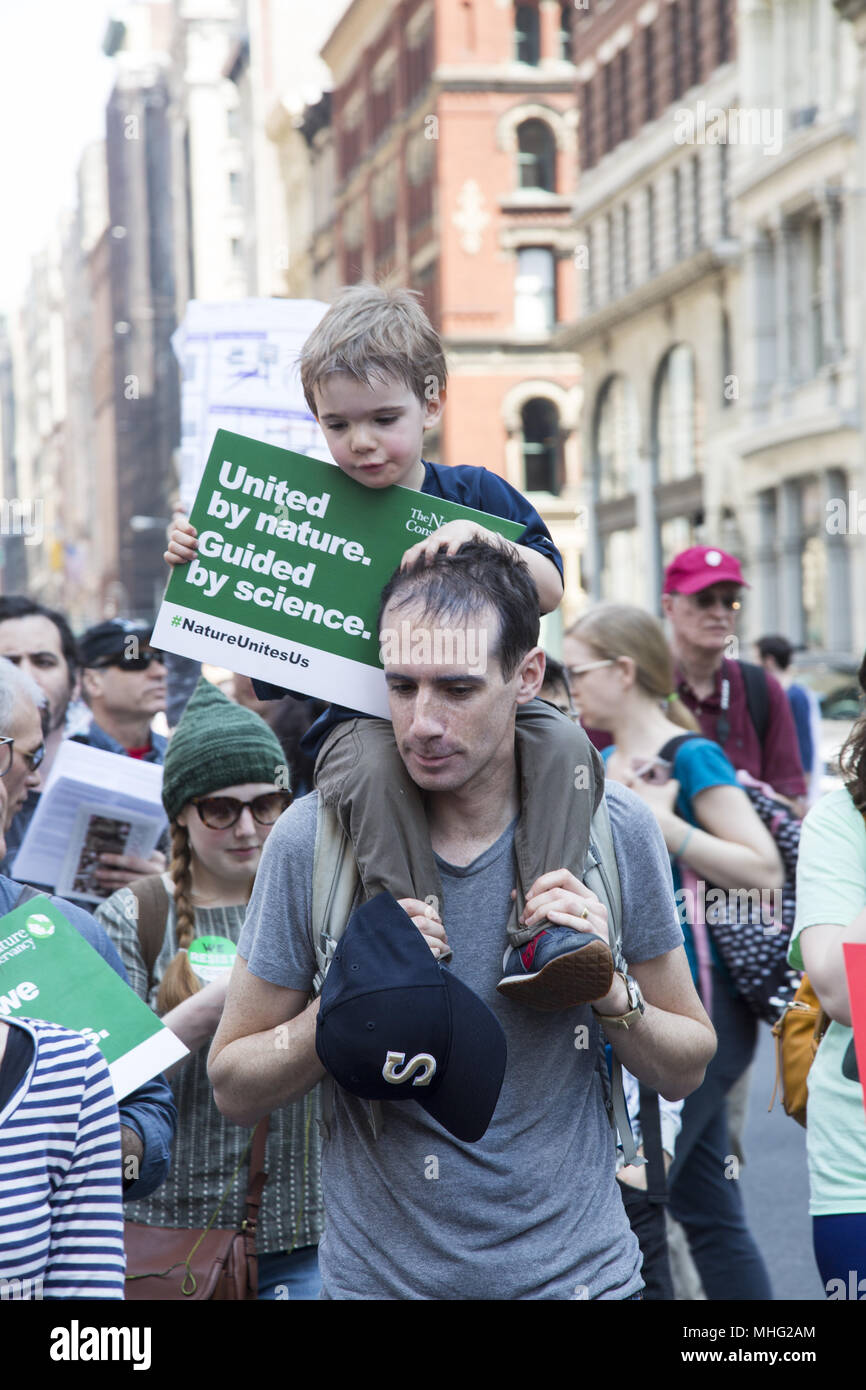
[165,515,198,567]
[400,520,512,569]
[397,897,450,960]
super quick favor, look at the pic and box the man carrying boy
[208,541,716,1299]
[168,284,611,1007]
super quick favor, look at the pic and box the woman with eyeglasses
[95,677,323,1299]
[565,604,784,1302]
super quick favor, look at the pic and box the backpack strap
[638,1083,668,1204]
[658,732,701,765]
[739,661,771,746]
[127,875,171,996]
[584,797,642,1168]
[14,884,42,908]
[310,798,381,1142]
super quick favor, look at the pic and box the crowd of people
[0,285,863,1301]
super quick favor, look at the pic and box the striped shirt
[96,882,323,1252]
[0,1017,125,1299]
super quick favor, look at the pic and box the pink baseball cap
[663,546,749,595]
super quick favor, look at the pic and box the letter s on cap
[382,1050,437,1087]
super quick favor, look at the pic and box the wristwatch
[592,972,646,1030]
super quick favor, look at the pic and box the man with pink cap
[661,546,806,805]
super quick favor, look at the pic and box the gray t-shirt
[239,780,683,1300]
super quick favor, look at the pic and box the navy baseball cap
[315,893,507,1143]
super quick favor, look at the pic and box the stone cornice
[554,243,742,348]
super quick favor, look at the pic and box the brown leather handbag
[124,1118,269,1300]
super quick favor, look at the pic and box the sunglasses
[566,658,616,681]
[91,650,166,672]
[192,790,292,830]
[0,737,45,778]
[689,592,741,612]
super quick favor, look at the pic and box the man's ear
[515,646,546,706]
[80,668,102,704]
[660,594,674,621]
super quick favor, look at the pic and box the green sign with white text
[152,430,524,716]
[0,897,187,1099]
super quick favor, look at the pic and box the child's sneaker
[496,927,614,1012]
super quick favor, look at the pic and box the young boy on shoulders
[167,284,611,1007]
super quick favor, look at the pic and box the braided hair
[155,820,202,1014]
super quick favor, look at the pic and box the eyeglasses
[90,650,166,672]
[0,738,46,777]
[566,658,616,682]
[192,791,292,830]
[690,592,741,612]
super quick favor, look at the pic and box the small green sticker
[188,935,237,983]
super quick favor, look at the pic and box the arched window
[595,375,640,501]
[521,398,562,494]
[654,345,697,482]
[516,119,556,191]
[515,5,540,65]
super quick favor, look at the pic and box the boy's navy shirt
[252,461,563,760]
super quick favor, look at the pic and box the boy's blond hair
[300,283,447,414]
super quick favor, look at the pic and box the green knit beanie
[162,678,287,822]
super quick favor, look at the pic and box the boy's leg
[510,700,604,943]
[497,701,612,1009]
[314,716,444,915]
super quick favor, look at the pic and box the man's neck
[671,637,725,699]
[42,723,66,780]
[91,708,152,753]
[425,762,519,869]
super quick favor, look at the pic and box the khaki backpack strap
[127,874,171,995]
[584,797,642,1168]
[310,798,382,1141]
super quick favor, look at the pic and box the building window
[230,236,243,265]
[646,184,657,274]
[516,119,556,191]
[719,142,729,239]
[559,2,573,61]
[622,202,632,290]
[515,247,556,332]
[582,82,595,169]
[619,50,631,143]
[521,398,562,494]
[692,153,702,249]
[655,344,697,483]
[809,219,825,371]
[721,310,733,408]
[585,223,596,312]
[595,375,640,500]
[407,19,434,102]
[689,0,701,89]
[227,106,240,140]
[606,213,615,299]
[644,25,656,122]
[515,4,540,65]
[671,0,683,102]
[673,167,683,259]
[604,61,615,154]
[717,0,731,65]
[228,171,243,205]
[600,529,644,605]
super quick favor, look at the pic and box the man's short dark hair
[377,540,540,681]
[541,654,568,692]
[756,634,795,671]
[0,596,78,686]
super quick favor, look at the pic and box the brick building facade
[321,0,588,625]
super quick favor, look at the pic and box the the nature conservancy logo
[26,913,55,938]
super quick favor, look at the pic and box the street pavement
[739,1023,826,1301]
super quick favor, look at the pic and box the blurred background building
[1,0,865,662]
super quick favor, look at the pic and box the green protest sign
[152,430,524,716]
[0,897,187,1099]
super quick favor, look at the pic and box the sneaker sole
[496,940,615,1012]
